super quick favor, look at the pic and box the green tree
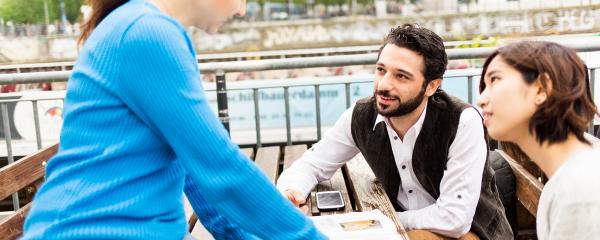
[50,0,84,24]
[0,0,46,24]
[0,0,83,24]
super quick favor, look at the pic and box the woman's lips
[482,111,493,125]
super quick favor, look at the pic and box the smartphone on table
[315,190,345,211]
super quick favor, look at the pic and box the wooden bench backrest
[496,149,543,217]
[0,144,58,240]
[497,133,599,217]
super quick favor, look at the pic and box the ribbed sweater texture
[21,1,325,239]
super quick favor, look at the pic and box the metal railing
[0,43,599,211]
[0,91,64,211]
[0,39,502,74]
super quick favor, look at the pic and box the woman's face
[192,0,246,33]
[477,56,542,142]
[152,0,246,33]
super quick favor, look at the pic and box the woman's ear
[534,73,553,105]
[425,79,442,97]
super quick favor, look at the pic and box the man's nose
[377,72,393,91]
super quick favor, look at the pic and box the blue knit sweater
[21,1,325,239]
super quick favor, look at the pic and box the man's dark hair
[377,24,448,84]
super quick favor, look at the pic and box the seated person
[277,24,512,240]
[477,41,600,240]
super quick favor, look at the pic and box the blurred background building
[1,0,600,63]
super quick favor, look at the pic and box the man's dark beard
[374,86,426,117]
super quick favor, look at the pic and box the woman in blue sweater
[21,0,325,239]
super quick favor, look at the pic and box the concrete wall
[1,4,600,63]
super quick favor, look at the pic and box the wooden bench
[0,144,58,239]
[11,136,598,239]
[0,144,409,240]
[497,133,600,239]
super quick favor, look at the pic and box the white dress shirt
[276,104,487,238]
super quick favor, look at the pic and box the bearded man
[276,24,513,240]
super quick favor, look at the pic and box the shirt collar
[372,106,428,136]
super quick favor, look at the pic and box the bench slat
[0,144,57,200]
[254,146,280,184]
[315,169,354,215]
[0,203,31,240]
[240,148,254,160]
[345,154,409,238]
[282,145,307,170]
[282,145,313,216]
[497,150,543,217]
[310,192,320,216]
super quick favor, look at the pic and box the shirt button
[408,190,413,194]
[401,165,406,170]
[394,136,398,140]
[457,194,462,199]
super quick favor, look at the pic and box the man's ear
[533,73,553,105]
[425,79,442,97]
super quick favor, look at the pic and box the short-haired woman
[477,41,600,239]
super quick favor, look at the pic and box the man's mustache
[375,90,398,99]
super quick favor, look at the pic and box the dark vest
[350,90,513,240]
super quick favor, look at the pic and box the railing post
[467,75,474,105]
[32,100,43,150]
[2,103,19,210]
[284,87,292,146]
[345,83,351,109]
[589,68,596,134]
[216,69,230,135]
[591,68,595,101]
[315,85,322,141]
[253,88,262,148]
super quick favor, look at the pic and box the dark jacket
[350,90,513,240]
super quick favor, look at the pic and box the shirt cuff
[396,211,415,231]
[276,184,311,199]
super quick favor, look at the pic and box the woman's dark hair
[79,0,128,45]
[377,24,448,84]
[479,41,597,145]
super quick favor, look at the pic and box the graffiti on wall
[193,6,600,52]
[2,5,600,62]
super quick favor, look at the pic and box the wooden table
[189,145,410,239]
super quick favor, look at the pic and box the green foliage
[60,0,83,23]
[0,0,45,23]
[0,0,83,24]
[456,35,499,49]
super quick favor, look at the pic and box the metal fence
[0,39,498,74]
[0,43,599,210]
[0,92,64,211]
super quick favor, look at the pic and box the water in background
[204,60,599,144]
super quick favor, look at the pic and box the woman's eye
[376,67,385,73]
[490,76,499,83]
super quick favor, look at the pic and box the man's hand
[283,189,309,215]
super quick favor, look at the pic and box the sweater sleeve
[183,174,258,240]
[115,15,325,239]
